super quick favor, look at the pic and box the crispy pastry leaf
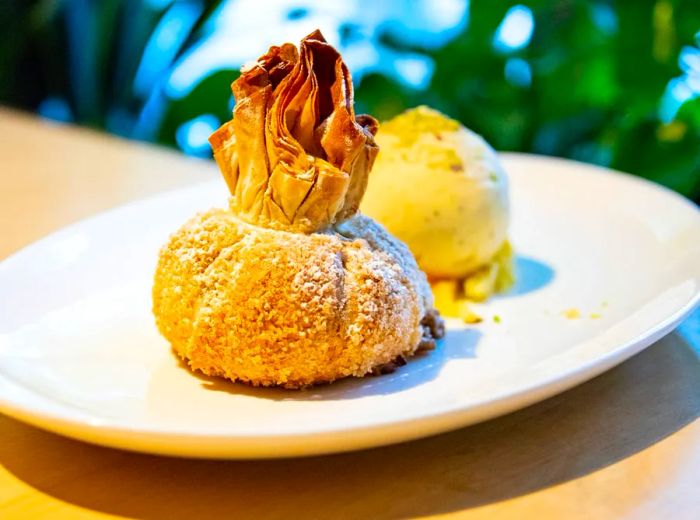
[209,30,379,233]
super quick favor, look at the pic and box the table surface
[0,107,699,520]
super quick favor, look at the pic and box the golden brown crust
[153,210,439,388]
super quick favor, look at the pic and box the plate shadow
[188,328,480,401]
[506,255,555,297]
[1,332,697,519]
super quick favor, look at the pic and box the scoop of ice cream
[361,106,509,279]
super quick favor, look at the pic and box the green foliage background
[1,0,699,202]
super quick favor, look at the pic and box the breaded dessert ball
[153,210,443,388]
[153,32,445,387]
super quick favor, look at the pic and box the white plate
[1,154,699,458]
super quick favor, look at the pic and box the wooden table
[1,108,699,519]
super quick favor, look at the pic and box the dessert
[361,106,515,319]
[152,31,444,389]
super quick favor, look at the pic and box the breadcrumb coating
[153,209,441,388]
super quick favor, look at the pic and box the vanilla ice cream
[362,106,511,280]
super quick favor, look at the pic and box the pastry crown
[209,30,379,233]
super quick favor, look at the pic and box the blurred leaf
[614,113,700,197]
[1,0,698,201]
[157,69,238,147]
